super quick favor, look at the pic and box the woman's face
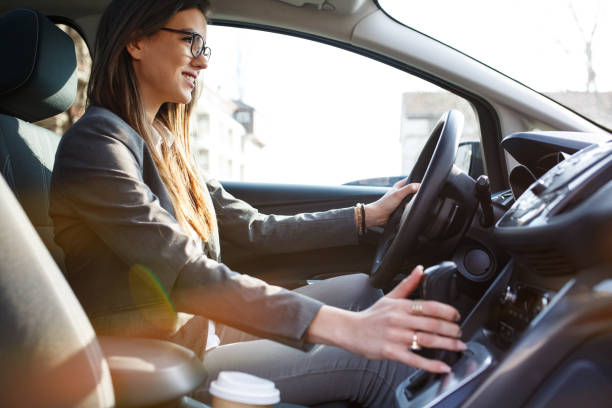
[128,8,208,113]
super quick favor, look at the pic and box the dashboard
[497,139,612,277]
[396,132,612,408]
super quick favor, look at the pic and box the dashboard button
[464,249,491,277]
[531,180,547,196]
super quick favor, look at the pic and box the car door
[196,24,486,288]
[219,181,386,287]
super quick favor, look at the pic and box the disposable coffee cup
[210,371,281,408]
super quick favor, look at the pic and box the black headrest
[0,9,77,123]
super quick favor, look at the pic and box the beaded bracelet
[356,203,366,236]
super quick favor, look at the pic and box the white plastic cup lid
[209,371,281,405]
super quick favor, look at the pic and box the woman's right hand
[307,266,466,373]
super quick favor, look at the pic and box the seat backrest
[0,9,115,407]
[0,173,115,408]
[0,8,78,271]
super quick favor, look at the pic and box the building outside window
[191,85,265,181]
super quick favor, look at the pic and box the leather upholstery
[0,175,115,408]
[0,9,214,408]
[0,115,66,270]
[0,9,114,407]
[0,8,75,270]
[0,8,77,122]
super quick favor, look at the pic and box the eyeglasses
[160,27,211,60]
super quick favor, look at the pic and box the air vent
[507,243,575,276]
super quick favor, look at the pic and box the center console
[396,342,492,408]
[395,261,612,408]
[394,140,612,407]
[394,260,513,408]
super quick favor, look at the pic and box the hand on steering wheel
[364,180,420,227]
[370,110,464,290]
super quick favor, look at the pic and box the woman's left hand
[365,179,419,227]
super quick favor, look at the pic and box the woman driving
[50,0,465,406]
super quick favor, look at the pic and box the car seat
[0,8,72,272]
[0,9,209,408]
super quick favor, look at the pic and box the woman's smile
[182,71,198,88]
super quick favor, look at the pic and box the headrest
[0,9,77,123]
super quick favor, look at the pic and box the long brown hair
[88,0,215,241]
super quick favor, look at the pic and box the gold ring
[411,301,424,315]
[410,333,421,351]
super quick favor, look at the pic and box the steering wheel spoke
[369,110,464,290]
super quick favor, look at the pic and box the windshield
[378,0,612,130]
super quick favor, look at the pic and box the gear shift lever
[417,261,464,369]
[419,261,459,304]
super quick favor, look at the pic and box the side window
[35,24,91,134]
[194,25,481,185]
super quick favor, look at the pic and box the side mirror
[456,140,485,179]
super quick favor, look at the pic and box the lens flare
[128,264,177,331]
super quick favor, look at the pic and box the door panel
[219,181,388,288]
[221,181,388,214]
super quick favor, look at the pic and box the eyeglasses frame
[160,27,211,60]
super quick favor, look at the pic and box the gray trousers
[194,274,416,407]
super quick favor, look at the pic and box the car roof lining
[0,0,375,41]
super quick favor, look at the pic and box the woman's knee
[294,273,382,311]
[346,273,383,310]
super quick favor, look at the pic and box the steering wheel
[369,110,464,289]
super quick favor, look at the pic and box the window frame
[209,19,507,190]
